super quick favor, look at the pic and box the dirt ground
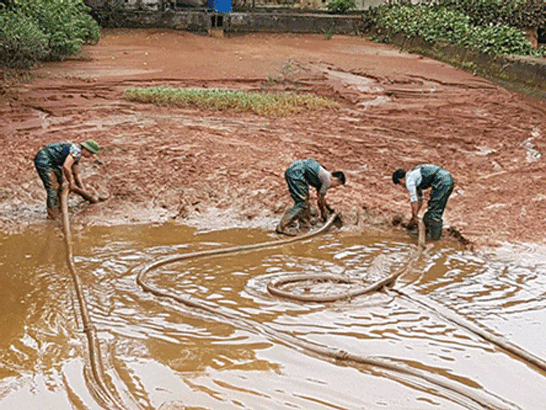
[2,28,546,248]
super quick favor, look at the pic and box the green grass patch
[124,86,339,116]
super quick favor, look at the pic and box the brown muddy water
[1,223,545,410]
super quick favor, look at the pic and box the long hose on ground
[60,187,129,410]
[136,215,522,410]
[58,194,545,410]
[268,220,546,376]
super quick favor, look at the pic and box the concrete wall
[107,10,211,32]
[226,12,362,33]
[85,0,398,11]
[92,9,364,34]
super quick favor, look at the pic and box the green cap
[81,139,100,154]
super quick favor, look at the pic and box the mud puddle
[1,223,545,409]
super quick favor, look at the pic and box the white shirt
[318,166,332,195]
[405,168,423,203]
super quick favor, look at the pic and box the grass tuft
[124,86,339,116]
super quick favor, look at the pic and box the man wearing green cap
[34,140,101,219]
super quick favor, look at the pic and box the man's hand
[406,218,418,230]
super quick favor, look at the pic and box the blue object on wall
[209,0,231,13]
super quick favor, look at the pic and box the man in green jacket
[277,158,345,236]
[34,140,101,219]
[392,164,454,240]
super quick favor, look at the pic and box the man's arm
[73,163,84,189]
[62,155,77,190]
[405,170,422,227]
[62,155,98,203]
[317,193,328,221]
[410,199,422,224]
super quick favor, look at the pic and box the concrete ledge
[225,12,362,34]
[93,9,364,35]
[97,10,211,33]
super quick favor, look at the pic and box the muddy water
[1,224,545,410]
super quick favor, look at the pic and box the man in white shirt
[392,164,454,240]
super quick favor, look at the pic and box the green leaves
[327,0,356,14]
[371,2,538,56]
[0,0,100,68]
[0,9,48,68]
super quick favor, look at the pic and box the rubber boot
[276,210,298,236]
[423,213,443,241]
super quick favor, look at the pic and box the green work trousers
[279,160,313,229]
[423,170,454,240]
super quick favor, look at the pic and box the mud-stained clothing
[34,142,82,209]
[405,164,454,240]
[284,158,332,218]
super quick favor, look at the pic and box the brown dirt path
[2,28,546,248]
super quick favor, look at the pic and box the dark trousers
[423,171,454,240]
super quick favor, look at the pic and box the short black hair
[392,169,406,184]
[332,171,346,185]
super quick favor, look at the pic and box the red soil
[2,28,546,248]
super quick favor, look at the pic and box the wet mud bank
[1,30,546,248]
[387,32,546,100]
[89,8,546,98]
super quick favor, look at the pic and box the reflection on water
[0,223,545,409]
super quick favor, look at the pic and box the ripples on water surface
[0,223,545,409]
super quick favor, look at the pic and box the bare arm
[62,155,98,203]
[317,193,328,220]
[62,155,77,190]
[409,199,423,224]
[73,163,84,189]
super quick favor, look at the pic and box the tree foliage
[0,0,100,69]
[367,1,546,57]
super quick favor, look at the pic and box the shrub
[0,0,100,68]
[0,10,49,69]
[372,3,537,56]
[327,0,356,14]
[434,0,546,32]
[435,0,526,26]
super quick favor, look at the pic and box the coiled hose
[135,215,522,410]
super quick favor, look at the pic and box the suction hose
[60,187,130,410]
[136,216,521,410]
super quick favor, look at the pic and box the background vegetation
[0,0,100,69]
[364,0,546,57]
